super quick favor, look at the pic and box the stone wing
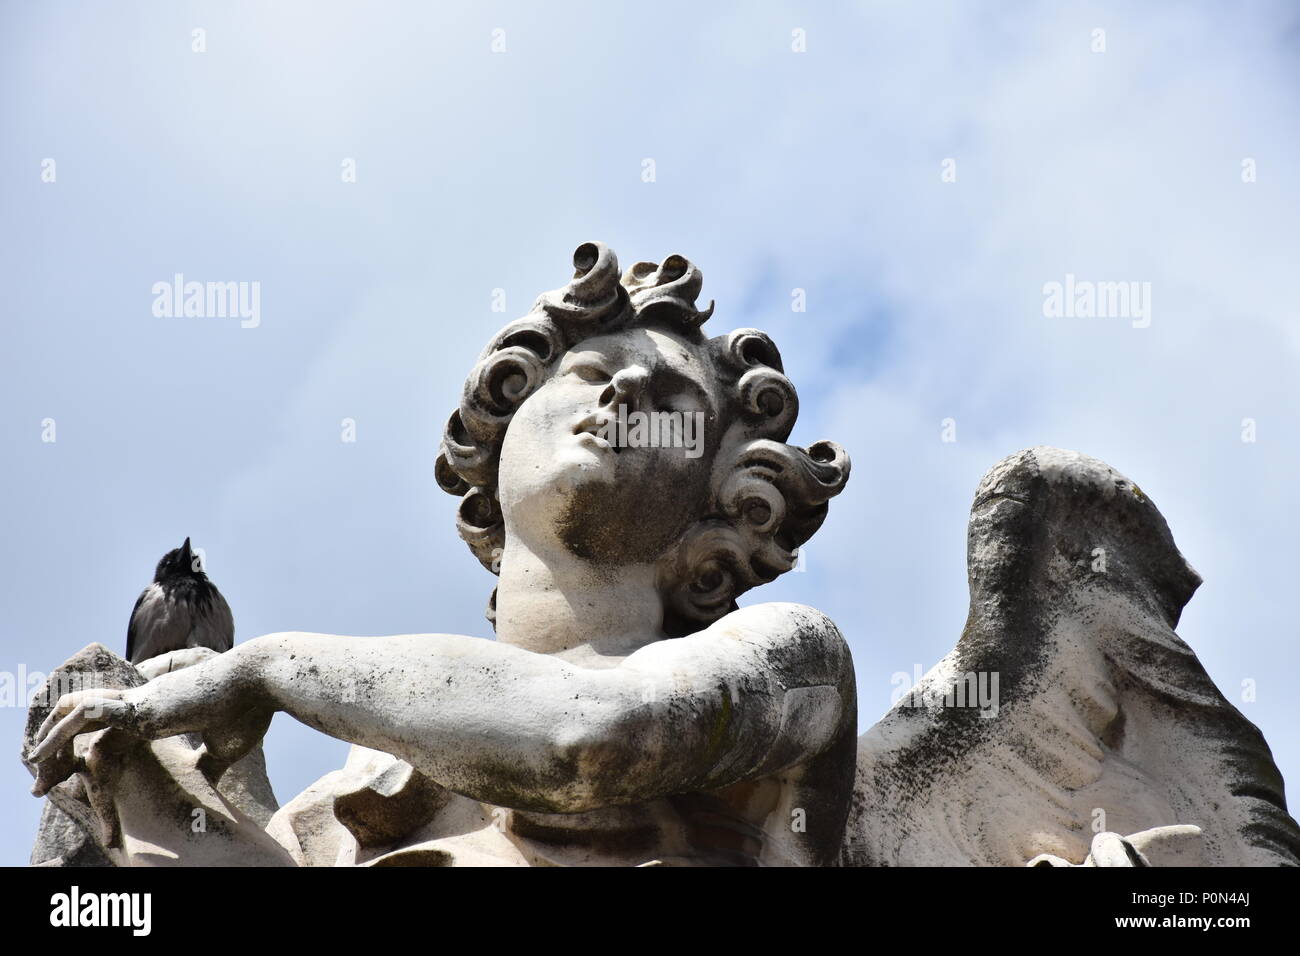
[841,447,1300,866]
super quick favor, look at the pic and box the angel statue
[22,242,1300,867]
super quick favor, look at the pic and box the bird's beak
[181,537,193,566]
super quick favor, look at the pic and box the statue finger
[29,701,108,771]
[35,688,124,744]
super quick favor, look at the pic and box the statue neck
[493,540,665,656]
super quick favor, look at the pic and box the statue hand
[27,658,273,796]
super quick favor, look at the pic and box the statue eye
[658,391,696,415]
[572,364,612,384]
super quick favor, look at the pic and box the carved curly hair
[435,241,851,634]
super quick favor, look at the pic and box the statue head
[436,242,850,634]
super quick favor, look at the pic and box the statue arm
[31,603,852,814]
[248,601,850,811]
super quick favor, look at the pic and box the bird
[125,537,234,664]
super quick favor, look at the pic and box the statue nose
[600,366,649,410]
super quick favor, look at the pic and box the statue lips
[571,412,618,456]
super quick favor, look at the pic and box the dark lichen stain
[703,688,733,767]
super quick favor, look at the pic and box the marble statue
[22,242,1300,866]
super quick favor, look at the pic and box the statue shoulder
[707,601,844,639]
[701,602,852,680]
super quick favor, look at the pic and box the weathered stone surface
[263,745,446,865]
[24,643,282,864]
[843,447,1300,866]
[332,749,450,849]
[23,643,147,862]
[30,800,113,868]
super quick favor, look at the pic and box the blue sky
[2,1,1298,866]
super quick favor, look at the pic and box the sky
[2,1,1298,866]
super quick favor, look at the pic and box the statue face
[499,326,721,565]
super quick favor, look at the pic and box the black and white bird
[125,537,234,664]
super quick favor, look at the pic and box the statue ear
[658,520,748,633]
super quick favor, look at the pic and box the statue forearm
[245,630,636,811]
[240,616,847,813]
